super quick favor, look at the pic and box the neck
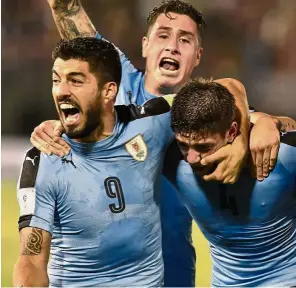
[75,110,116,143]
[144,74,181,96]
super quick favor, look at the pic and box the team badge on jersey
[125,134,148,161]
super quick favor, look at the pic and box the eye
[159,34,169,39]
[71,79,83,85]
[179,38,190,44]
[178,142,189,152]
[196,145,212,153]
[52,79,60,84]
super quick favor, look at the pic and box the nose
[54,81,71,101]
[165,37,180,55]
[186,149,201,165]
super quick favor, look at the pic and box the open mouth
[59,103,81,125]
[159,57,180,72]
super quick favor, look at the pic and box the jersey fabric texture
[17,105,173,287]
[175,131,296,287]
[95,32,195,287]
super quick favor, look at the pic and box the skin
[14,58,118,286]
[13,227,51,287]
[52,58,117,142]
[176,122,238,177]
[30,0,296,182]
[142,12,202,96]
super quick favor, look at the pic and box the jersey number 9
[104,177,126,213]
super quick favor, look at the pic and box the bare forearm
[48,0,96,39]
[216,78,250,144]
[250,112,296,132]
[13,260,49,287]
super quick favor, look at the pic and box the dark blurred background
[2,0,296,137]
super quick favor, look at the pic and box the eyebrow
[177,138,213,146]
[157,26,195,37]
[52,70,86,78]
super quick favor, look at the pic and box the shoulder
[277,131,296,173]
[19,147,61,189]
[280,130,296,147]
[116,96,171,123]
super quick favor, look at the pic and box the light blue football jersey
[95,33,195,287]
[17,107,174,287]
[175,132,296,287]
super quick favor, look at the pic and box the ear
[142,36,149,58]
[226,122,238,143]
[194,47,203,67]
[101,82,118,105]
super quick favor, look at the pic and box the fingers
[202,161,238,184]
[200,145,229,166]
[269,144,279,171]
[30,133,52,156]
[31,131,69,157]
[255,150,264,181]
[262,147,271,177]
[31,121,70,157]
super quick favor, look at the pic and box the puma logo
[25,156,38,166]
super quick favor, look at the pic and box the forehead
[175,132,221,144]
[53,58,91,75]
[151,12,198,35]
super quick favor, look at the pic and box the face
[52,58,102,139]
[176,130,232,176]
[142,13,203,92]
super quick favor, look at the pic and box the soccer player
[170,77,296,286]
[13,37,174,287]
[29,0,296,286]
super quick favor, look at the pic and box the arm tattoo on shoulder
[21,228,43,255]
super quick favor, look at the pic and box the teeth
[162,58,178,64]
[60,103,75,109]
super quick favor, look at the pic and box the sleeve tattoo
[54,0,95,39]
[21,228,43,255]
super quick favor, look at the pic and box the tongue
[65,113,79,124]
[162,63,177,71]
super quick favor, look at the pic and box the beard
[62,102,102,140]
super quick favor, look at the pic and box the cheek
[182,48,198,69]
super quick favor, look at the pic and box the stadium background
[2,0,296,286]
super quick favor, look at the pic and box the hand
[30,120,70,157]
[249,116,280,181]
[200,134,247,184]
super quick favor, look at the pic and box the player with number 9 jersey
[17,101,174,287]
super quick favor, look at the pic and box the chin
[159,77,183,90]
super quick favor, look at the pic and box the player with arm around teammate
[13,37,174,287]
[170,77,296,287]
[30,0,295,286]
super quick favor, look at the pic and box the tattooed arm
[13,227,51,287]
[47,0,96,39]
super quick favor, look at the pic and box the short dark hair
[52,37,122,89]
[147,0,206,46]
[171,77,236,137]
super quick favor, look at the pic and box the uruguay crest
[125,134,148,161]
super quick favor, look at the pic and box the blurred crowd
[2,0,296,135]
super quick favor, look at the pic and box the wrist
[258,115,279,130]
